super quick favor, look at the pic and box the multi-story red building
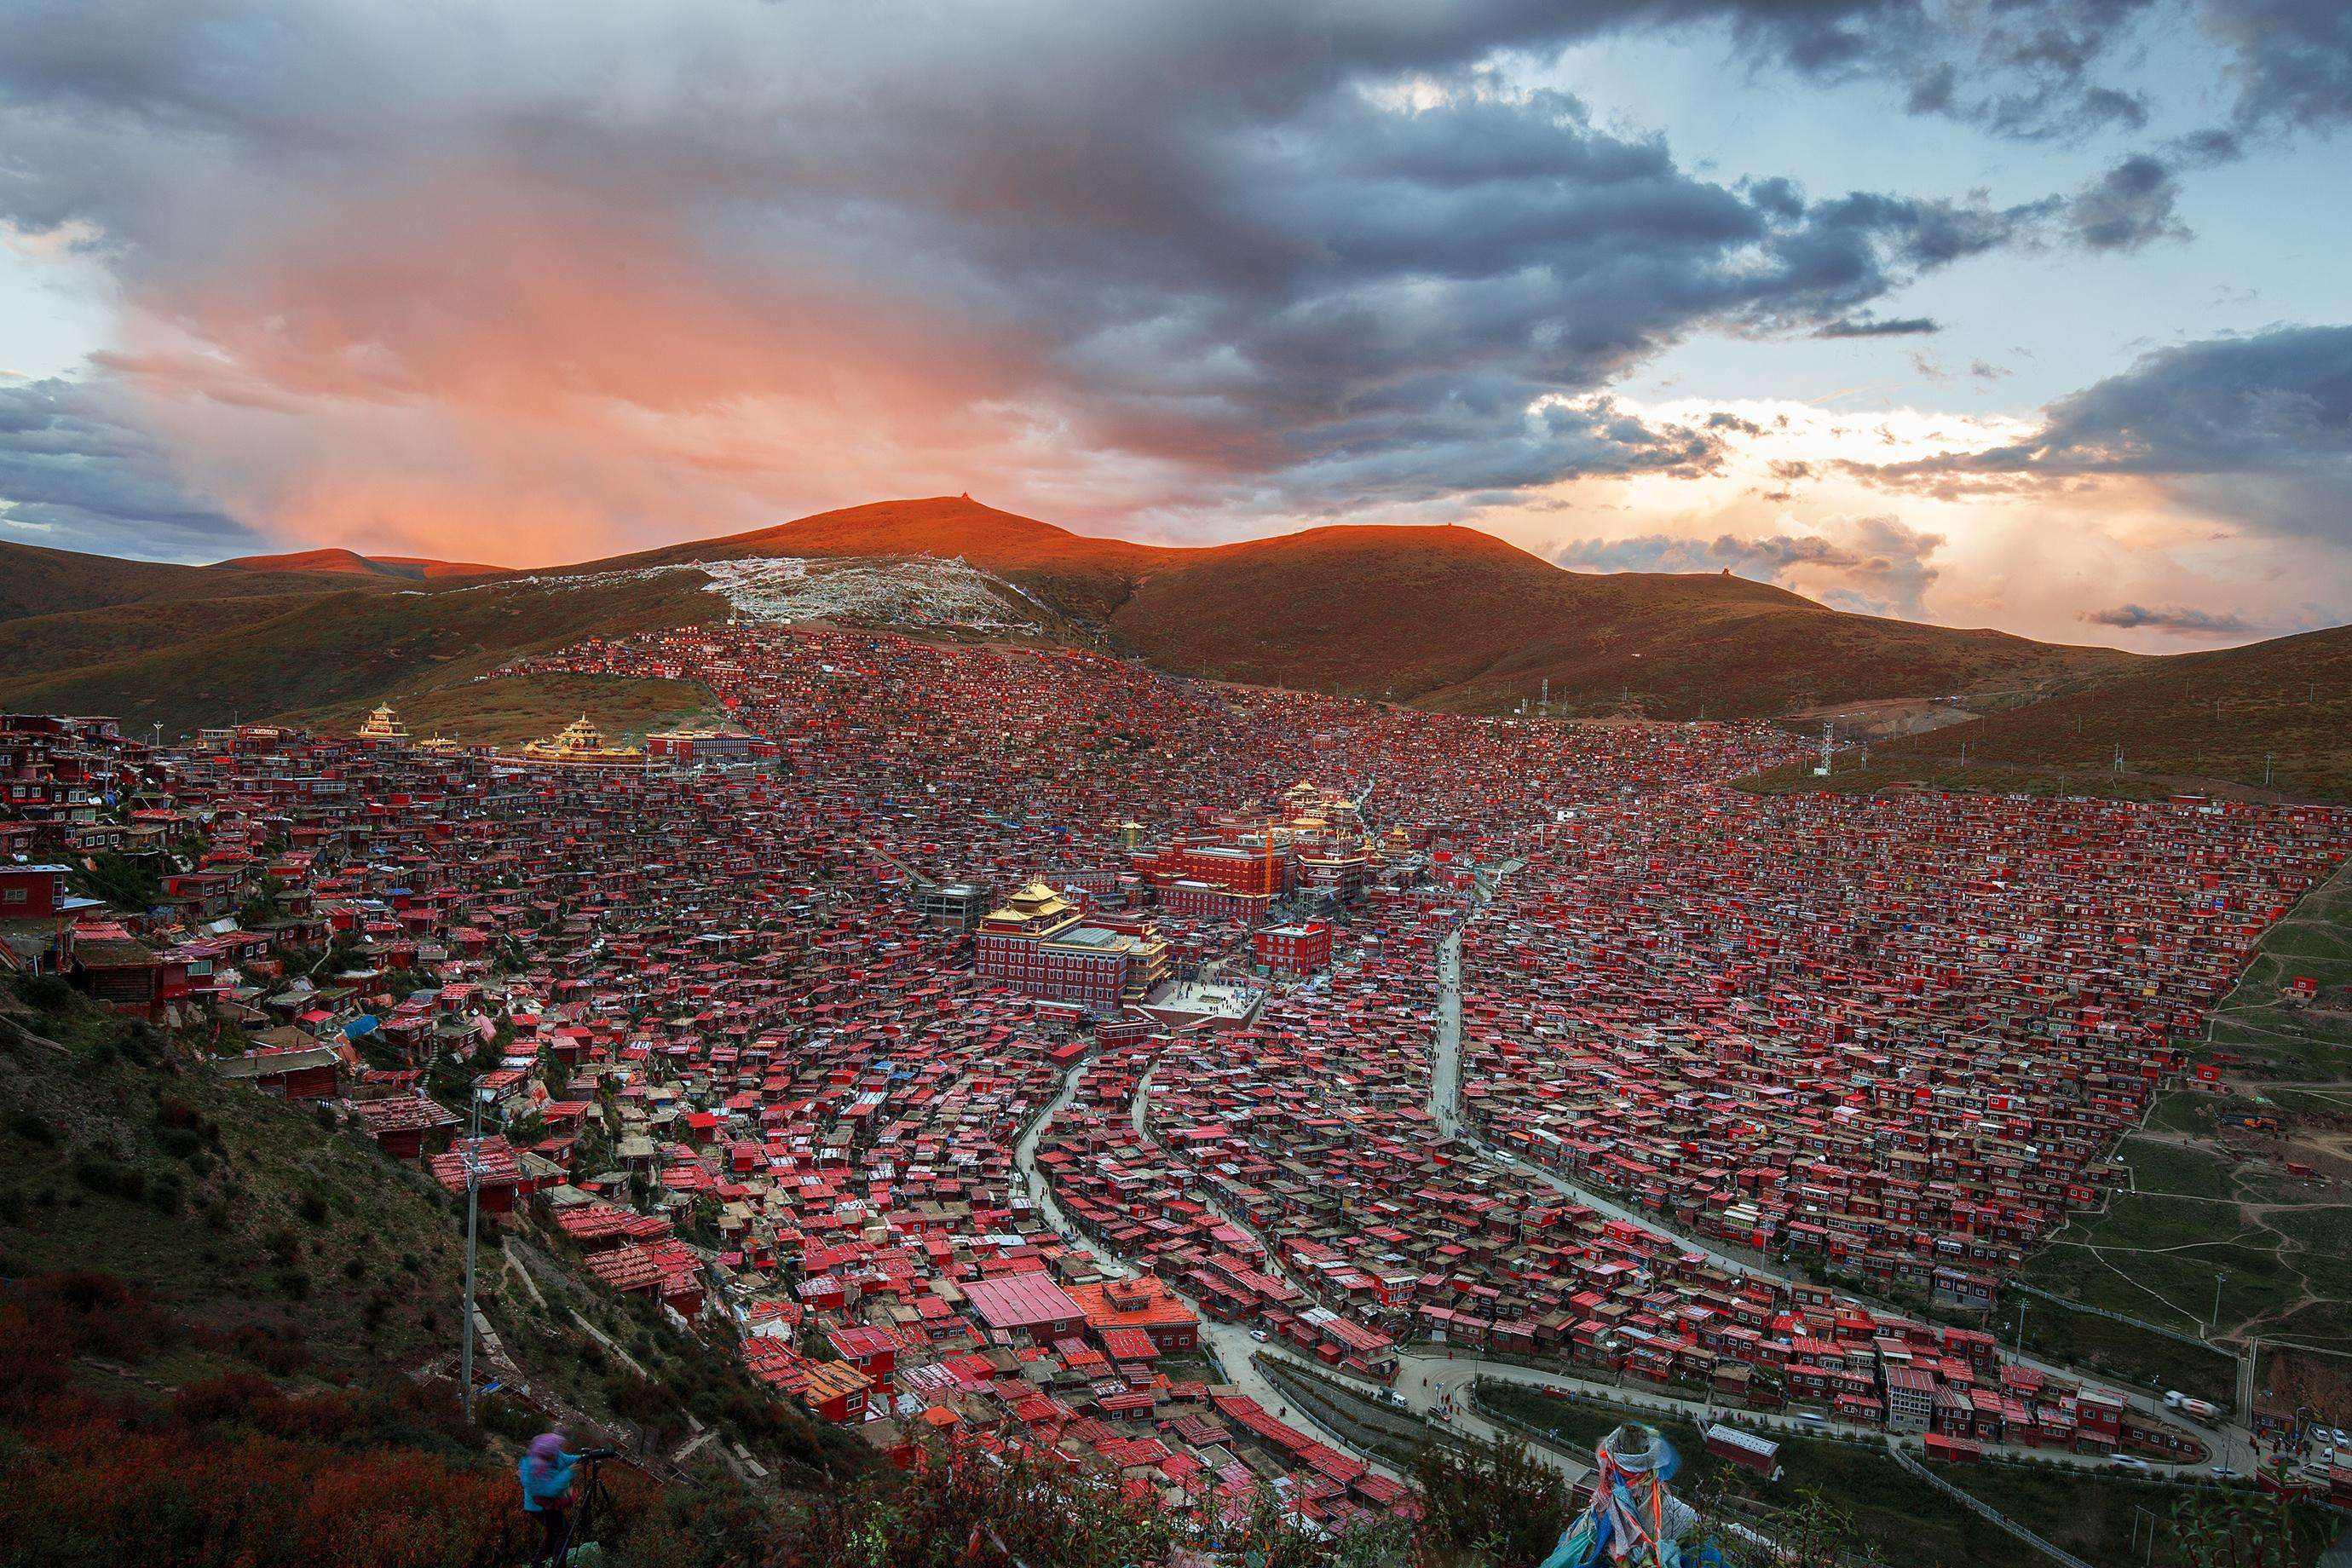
[1255,919,1333,975]
[0,864,69,920]
[1179,840,1290,897]
[976,880,1170,1009]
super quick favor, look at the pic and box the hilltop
[562,497,2136,717]
[0,537,405,620]
[215,547,510,580]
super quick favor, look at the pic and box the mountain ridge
[3,495,2338,798]
[215,546,510,580]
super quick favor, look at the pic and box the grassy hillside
[0,538,396,620]
[577,499,2136,718]
[292,672,718,747]
[0,977,868,1566]
[9,498,2343,769]
[1476,1380,2325,1567]
[1104,522,2131,718]
[1859,624,2352,802]
[590,494,1163,624]
[0,572,720,737]
[0,592,328,683]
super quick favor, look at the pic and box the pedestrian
[519,1429,580,1568]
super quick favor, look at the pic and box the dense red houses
[5,621,2319,1510]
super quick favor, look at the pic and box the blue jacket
[519,1451,579,1512]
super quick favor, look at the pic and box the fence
[1254,1354,1461,1467]
[1886,1446,2097,1568]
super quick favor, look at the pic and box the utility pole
[2264,752,2275,787]
[2211,1269,2228,1338]
[460,1078,486,1421]
[2015,1295,2029,1353]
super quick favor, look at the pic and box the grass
[1848,624,2352,804]
[296,672,718,747]
[0,980,862,1486]
[2012,860,2352,1363]
[2018,1131,2294,1341]
[1927,1461,2333,1568]
[1985,1290,2238,1407]
[2203,859,2352,1081]
[0,570,720,739]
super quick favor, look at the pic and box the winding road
[1007,845,2256,1498]
[1429,854,2261,1477]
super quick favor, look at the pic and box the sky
[0,2,2348,651]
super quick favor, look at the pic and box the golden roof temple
[355,702,410,743]
[497,714,645,770]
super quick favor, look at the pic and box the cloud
[1848,324,2352,544]
[0,372,255,558]
[2082,602,2258,633]
[0,0,2101,558]
[2065,154,2189,251]
[2201,0,2352,135]
[1743,1,2352,146]
[1814,314,1942,338]
[1554,513,1944,615]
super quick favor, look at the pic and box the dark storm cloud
[1850,325,2352,541]
[2083,602,2259,632]
[2202,0,2352,133]
[0,374,254,559]
[1744,0,2352,144]
[2065,154,2189,251]
[0,0,2104,546]
[1555,515,1943,614]
[1814,314,1943,338]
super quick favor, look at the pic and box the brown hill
[13,498,2329,780]
[0,539,400,620]
[1096,522,2133,717]
[1869,622,2352,801]
[586,494,1162,622]
[216,547,508,580]
[569,497,2133,718]
[0,571,718,737]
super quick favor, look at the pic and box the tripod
[545,1448,618,1565]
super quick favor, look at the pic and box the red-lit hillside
[215,547,509,580]
[576,496,2135,717]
